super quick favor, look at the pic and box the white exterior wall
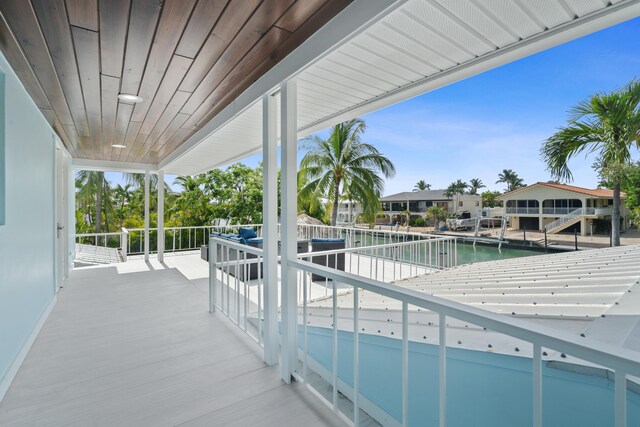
[500,184,628,235]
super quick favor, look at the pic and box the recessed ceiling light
[112,144,126,148]
[118,93,143,103]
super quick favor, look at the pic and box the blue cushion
[246,237,263,245]
[238,227,257,239]
[226,235,243,243]
[311,238,345,243]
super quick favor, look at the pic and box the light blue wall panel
[0,51,56,389]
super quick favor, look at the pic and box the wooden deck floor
[0,262,345,426]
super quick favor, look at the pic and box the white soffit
[164,0,640,176]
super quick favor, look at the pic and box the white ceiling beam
[72,158,156,173]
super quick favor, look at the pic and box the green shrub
[414,217,426,227]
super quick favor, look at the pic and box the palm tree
[541,80,640,246]
[496,169,524,192]
[426,206,448,231]
[299,119,396,226]
[445,179,468,214]
[75,170,114,233]
[413,180,431,191]
[122,172,158,189]
[468,178,485,195]
[113,184,132,229]
[401,209,412,226]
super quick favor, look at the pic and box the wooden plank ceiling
[0,0,351,164]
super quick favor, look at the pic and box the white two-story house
[498,182,629,236]
[379,190,482,224]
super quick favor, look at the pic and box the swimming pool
[302,327,640,426]
[356,231,542,266]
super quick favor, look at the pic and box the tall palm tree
[299,119,396,226]
[468,178,485,195]
[122,172,158,189]
[496,169,524,192]
[113,184,132,229]
[76,170,113,233]
[413,180,431,191]
[445,179,468,214]
[541,80,640,246]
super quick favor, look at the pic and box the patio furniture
[310,238,346,281]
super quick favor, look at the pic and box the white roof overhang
[160,0,640,176]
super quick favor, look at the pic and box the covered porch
[0,254,345,426]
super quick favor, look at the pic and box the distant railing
[542,207,576,215]
[505,207,539,214]
[75,228,129,261]
[545,208,596,232]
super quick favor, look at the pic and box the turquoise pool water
[455,242,541,265]
[302,327,640,426]
[355,232,542,266]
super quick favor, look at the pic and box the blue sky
[106,17,640,194]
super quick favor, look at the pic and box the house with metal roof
[498,182,629,235]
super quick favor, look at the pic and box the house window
[475,201,479,207]
[458,201,463,207]
[0,71,5,225]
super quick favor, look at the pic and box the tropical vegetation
[413,180,431,191]
[496,169,525,192]
[425,206,448,230]
[444,179,468,214]
[480,190,503,208]
[298,119,396,226]
[541,79,640,246]
[468,178,485,195]
[75,163,288,234]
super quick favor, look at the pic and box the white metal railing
[287,260,639,427]
[300,236,457,286]
[542,207,576,215]
[595,207,613,215]
[545,208,596,232]
[208,236,266,347]
[76,222,445,261]
[75,228,129,261]
[505,207,540,214]
[208,230,640,427]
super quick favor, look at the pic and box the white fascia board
[159,0,408,172]
[299,0,640,136]
[169,145,264,176]
[72,158,156,173]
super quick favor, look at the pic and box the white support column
[157,170,165,262]
[262,93,279,366]
[144,170,150,262]
[280,79,298,383]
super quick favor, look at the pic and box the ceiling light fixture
[117,93,143,103]
[112,144,126,148]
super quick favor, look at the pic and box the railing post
[615,370,627,427]
[121,228,128,262]
[262,92,279,366]
[144,170,150,262]
[402,301,409,426]
[157,170,165,262]
[209,239,217,313]
[280,79,298,383]
[439,313,447,427]
[533,343,542,427]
